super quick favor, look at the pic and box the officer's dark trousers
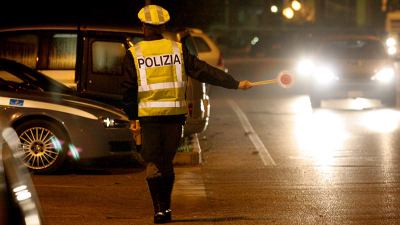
[141,122,182,214]
[141,122,182,178]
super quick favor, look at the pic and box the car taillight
[217,53,224,67]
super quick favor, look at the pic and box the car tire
[15,120,68,174]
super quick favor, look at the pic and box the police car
[0,58,135,173]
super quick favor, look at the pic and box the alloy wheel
[19,127,63,170]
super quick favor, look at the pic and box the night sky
[0,0,223,29]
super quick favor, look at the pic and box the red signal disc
[277,71,294,88]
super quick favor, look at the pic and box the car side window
[92,41,125,75]
[48,34,77,69]
[192,36,211,53]
[0,34,39,68]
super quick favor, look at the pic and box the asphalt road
[32,58,400,225]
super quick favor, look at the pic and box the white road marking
[228,99,277,166]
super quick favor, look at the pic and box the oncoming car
[0,58,135,173]
[296,35,397,108]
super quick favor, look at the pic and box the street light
[270,5,279,13]
[283,7,294,19]
[291,0,302,11]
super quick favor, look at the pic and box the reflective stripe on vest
[138,81,185,92]
[139,101,186,109]
[129,39,188,117]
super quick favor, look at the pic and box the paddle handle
[251,79,277,86]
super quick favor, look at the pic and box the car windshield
[0,69,34,91]
[0,60,72,93]
[318,39,387,59]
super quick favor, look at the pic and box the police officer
[122,4,253,224]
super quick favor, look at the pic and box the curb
[173,134,202,166]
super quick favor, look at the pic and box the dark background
[0,0,222,29]
[0,0,395,57]
[0,1,392,33]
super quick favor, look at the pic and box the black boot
[147,177,169,224]
[161,175,175,222]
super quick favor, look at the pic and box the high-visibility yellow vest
[128,39,188,117]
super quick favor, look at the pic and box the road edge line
[227,99,277,166]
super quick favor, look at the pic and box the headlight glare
[296,58,315,76]
[103,117,115,127]
[372,67,395,83]
[388,46,397,56]
[313,66,338,84]
[100,117,130,128]
[386,37,397,47]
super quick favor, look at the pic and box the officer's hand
[130,120,141,134]
[238,80,253,90]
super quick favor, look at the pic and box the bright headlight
[371,67,395,83]
[386,37,397,47]
[101,117,130,128]
[388,46,397,56]
[386,37,397,56]
[313,66,338,84]
[296,58,315,76]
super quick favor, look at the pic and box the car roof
[0,24,143,34]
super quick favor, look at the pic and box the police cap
[138,5,170,25]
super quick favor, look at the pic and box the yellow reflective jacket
[128,39,187,117]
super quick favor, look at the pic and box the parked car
[0,25,210,136]
[186,28,226,71]
[163,29,211,134]
[295,35,397,108]
[0,58,135,173]
[1,127,45,225]
[166,28,227,134]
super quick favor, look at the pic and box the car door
[78,31,131,106]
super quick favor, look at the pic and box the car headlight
[387,46,397,56]
[313,66,338,84]
[101,117,130,128]
[385,37,397,56]
[386,37,397,47]
[296,58,315,76]
[371,67,395,83]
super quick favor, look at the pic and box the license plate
[347,91,363,98]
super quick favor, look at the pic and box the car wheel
[15,120,68,173]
